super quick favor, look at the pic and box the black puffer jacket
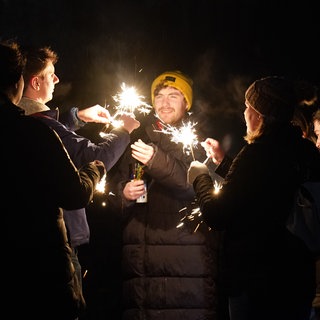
[1,97,102,320]
[110,114,225,320]
[193,124,320,316]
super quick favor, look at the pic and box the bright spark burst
[177,180,222,232]
[154,119,199,160]
[95,173,106,193]
[214,180,223,194]
[99,82,152,137]
[177,206,208,233]
[112,82,152,116]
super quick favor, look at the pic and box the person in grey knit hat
[188,76,320,320]
[245,76,297,121]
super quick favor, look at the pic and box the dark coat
[1,97,101,319]
[25,106,130,247]
[193,123,320,319]
[109,114,225,320]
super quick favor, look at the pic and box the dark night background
[1,0,320,154]
[1,1,320,319]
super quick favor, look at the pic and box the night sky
[1,0,319,155]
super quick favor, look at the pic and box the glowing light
[99,82,152,136]
[214,180,223,194]
[96,173,106,193]
[112,82,152,116]
[154,119,199,160]
[177,206,208,233]
[177,180,222,232]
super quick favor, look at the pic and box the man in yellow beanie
[107,70,226,320]
[151,70,193,111]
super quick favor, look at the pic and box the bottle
[136,180,147,203]
[130,162,147,203]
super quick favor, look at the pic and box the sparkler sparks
[95,173,106,193]
[112,82,152,116]
[214,180,223,194]
[177,180,223,232]
[100,82,152,136]
[154,119,199,160]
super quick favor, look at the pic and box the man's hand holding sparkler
[201,138,225,165]
[131,139,154,165]
[77,104,111,125]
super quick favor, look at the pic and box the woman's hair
[244,77,319,144]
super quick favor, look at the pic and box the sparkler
[203,156,210,164]
[100,82,153,136]
[176,179,223,232]
[111,82,152,117]
[95,173,106,193]
[154,119,199,160]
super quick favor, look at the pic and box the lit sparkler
[154,119,199,160]
[95,173,106,193]
[176,179,223,232]
[111,82,152,117]
[214,180,223,194]
[100,82,152,136]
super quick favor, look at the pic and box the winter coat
[193,123,320,318]
[18,97,130,247]
[1,96,102,319]
[109,114,225,320]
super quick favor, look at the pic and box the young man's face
[153,86,188,125]
[36,61,59,104]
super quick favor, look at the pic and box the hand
[187,160,209,184]
[131,139,154,165]
[118,114,140,133]
[201,138,225,165]
[77,104,111,124]
[92,159,106,179]
[123,179,146,201]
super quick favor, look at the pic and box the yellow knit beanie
[151,70,193,110]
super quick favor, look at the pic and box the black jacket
[18,97,130,247]
[1,96,102,319]
[109,113,225,320]
[193,123,320,316]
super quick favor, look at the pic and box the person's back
[0,40,104,320]
[18,45,140,319]
[189,76,320,320]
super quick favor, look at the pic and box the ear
[31,76,40,90]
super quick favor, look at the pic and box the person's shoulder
[23,115,62,142]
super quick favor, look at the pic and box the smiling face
[153,86,188,125]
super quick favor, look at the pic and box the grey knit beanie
[245,76,297,122]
